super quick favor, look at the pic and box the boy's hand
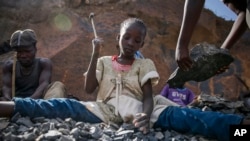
[132,113,150,134]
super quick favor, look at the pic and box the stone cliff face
[0,0,249,100]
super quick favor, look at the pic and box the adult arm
[2,60,13,100]
[84,38,103,93]
[30,58,52,99]
[221,1,248,49]
[175,0,205,71]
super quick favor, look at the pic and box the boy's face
[118,23,145,58]
[16,45,36,67]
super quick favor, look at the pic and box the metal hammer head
[89,12,95,19]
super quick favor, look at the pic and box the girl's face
[118,23,145,59]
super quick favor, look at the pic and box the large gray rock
[168,42,234,87]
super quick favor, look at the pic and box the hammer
[89,12,98,38]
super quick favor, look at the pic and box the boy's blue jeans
[13,98,102,123]
[153,106,243,141]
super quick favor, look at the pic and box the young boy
[160,83,195,106]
